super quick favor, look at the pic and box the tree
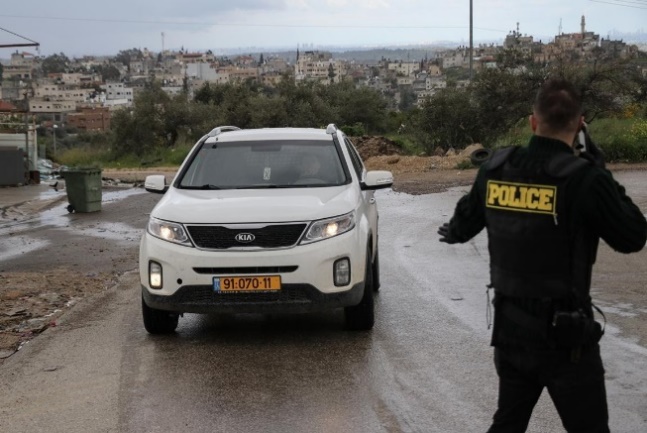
[470,67,544,143]
[398,87,417,112]
[41,53,70,75]
[415,88,482,152]
[335,83,388,133]
[115,48,143,72]
[111,84,170,156]
[97,64,121,82]
[328,63,337,84]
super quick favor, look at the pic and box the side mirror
[144,175,168,194]
[361,170,393,190]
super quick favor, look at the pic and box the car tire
[344,249,375,331]
[372,248,380,293]
[142,296,179,334]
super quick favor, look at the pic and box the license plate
[213,276,281,293]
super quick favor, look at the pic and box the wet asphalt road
[1,172,646,433]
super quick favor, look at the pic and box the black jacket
[446,136,647,348]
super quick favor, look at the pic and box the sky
[0,0,645,57]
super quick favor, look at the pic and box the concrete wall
[0,131,38,170]
[0,148,26,186]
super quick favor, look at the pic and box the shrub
[589,119,646,162]
[342,123,366,137]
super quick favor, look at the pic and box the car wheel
[142,296,179,334]
[344,249,375,331]
[372,248,380,293]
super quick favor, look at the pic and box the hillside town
[0,17,643,152]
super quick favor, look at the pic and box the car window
[344,138,365,180]
[178,140,349,189]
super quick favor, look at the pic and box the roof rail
[208,125,241,137]
[325,124,338,135]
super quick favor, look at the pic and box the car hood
[151,186,359,224]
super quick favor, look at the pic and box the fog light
[334,258,350,287]
[149,261,163,289]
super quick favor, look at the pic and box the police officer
[438,78,647,432]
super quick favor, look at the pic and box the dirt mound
[352,136,406,160]
[365,143,485,174]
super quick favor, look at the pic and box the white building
[34,85,93,102]
[186,63,230,84]
[388,62,420,76]
[102,82,134,103]
[295,51,344,84]
[29,100,76,113]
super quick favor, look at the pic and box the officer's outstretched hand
[438,223,459,244]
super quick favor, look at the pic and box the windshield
[178,140,349,189]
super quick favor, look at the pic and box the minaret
[581,15,586,35]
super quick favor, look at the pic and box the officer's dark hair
[533,78,582,134]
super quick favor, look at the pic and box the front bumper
[139,226,369,314]
[142,282,364,314]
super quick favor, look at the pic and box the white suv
[139,124,393,333]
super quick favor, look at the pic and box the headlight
[301,212,355,244]
[147,217,192,246]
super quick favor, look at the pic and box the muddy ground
[1,148,646,357]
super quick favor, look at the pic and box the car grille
[175,285,312,304]
[193,266,298,274]
[186,224,307,249]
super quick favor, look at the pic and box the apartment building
[102,82,134,103]
[67,106,111,131]
[179,52,215,64]
[222,66,258,83]
[29,100,76,114]
[34,85,93,102]
[387,62,420,76]
[259,72,284,87]
[186,63,230,84]
[440,49,469,69]
[295,51,344,84]
[260,57,291,75]
[3,51,36,80]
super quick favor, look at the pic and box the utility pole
[2,26,40,181]
[53,124,58,157]
[469,0,473,81]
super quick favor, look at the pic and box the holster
[551,309,603,349]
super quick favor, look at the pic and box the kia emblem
[235,233,255,243]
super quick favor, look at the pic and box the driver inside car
[298,153,322,179]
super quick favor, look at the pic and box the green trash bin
[62,167,103,213]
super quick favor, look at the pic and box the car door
[343,137,378,253]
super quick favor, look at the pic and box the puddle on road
[0,236,51,262]
[1,188,147,258]
[38,188,147,241]
[598,301,647,318]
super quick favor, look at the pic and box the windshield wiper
[232,184,292,189]
[181,184,222,190]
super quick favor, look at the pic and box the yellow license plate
[213,276,281,293]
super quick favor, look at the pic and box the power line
[588,0,647,9]
[0,25,39,45]
[0,14,508,32]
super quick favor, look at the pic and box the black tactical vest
[484,147,595,300]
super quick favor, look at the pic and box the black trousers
[487,345,609,433]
